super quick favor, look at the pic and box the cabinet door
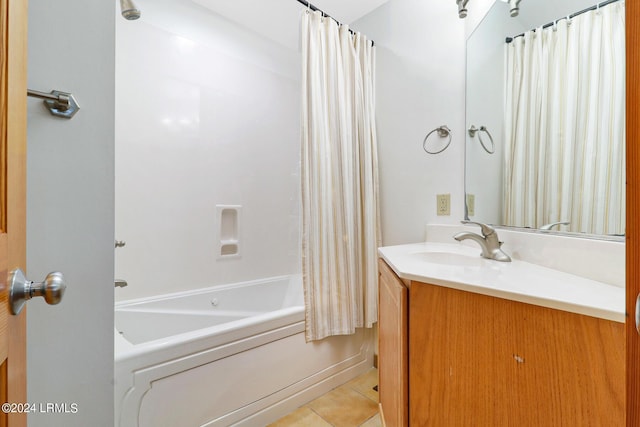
[409,282,624,426]
[378,260,408,427]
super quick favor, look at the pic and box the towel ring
[468,125,495,154]
[423,125,452,154]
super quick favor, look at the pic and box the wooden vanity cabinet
[378,259,625,426]
[378,259,409,426]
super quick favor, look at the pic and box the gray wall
[26,1,115,426]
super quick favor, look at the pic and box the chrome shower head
[120,0,141,20]
[457,0,469,19]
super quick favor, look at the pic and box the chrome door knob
[9,269,66,315]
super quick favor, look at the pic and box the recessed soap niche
[216,205,241,259]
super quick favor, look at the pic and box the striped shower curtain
[300,10,380,342]
[503,2,625,235]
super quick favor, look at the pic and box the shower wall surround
[115,0,300,300]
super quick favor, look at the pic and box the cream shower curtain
[503,2,625,235]
[300,10,380,342]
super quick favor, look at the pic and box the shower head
[456,0,469,19]
[120,0,141,20]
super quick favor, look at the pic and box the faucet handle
[461,220,495,237]
[539,221,570,231]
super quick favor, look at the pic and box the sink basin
[410,251,485,267]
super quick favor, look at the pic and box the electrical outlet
[437,194,450,216]
[466,194,475,217]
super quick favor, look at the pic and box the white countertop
[378,242,625,323]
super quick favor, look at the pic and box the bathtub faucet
[453,220,511,262]
[115,279,128,288]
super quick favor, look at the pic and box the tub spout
[115,279,128,288]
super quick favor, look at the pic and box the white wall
[116,0,469,295]
[27,0,115,426]
[466,0,496,38]
[115,0,301,301]
[354,0,467,246]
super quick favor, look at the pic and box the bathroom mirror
[465,0,625,238]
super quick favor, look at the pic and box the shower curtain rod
[295,0,375,46]
[505,0,622,43]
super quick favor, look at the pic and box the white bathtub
[114,275,374,427]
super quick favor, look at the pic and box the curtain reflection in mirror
[503,2,625,235]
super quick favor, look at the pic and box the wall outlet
[437,194,450,216]
[466,194,475,217]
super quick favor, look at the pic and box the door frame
[3,0,29,425]
[627,1,640,425]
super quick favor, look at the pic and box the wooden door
[0,0,28,426]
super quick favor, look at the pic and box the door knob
[8,269,66,315]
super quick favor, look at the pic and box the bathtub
[114,275,374,427]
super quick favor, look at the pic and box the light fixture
[457,0,469,19]
[500,0,522,17]
[120,0,141,20]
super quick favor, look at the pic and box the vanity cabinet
[378,259,624,426]
[378,259,408,426]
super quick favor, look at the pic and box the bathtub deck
[269,368,380,427]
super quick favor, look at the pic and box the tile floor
[268,368,380,427]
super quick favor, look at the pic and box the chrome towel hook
[423,125,452,154]
[468,125,495,154]
[27,89,80,119]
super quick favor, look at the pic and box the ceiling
[308,0,389,24]
[191,0,388,49]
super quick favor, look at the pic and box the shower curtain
[503,2,625,235]
[300,10,380,342]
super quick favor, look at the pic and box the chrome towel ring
[423,125,452,154]
[468,125,495,154]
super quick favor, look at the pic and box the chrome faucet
[540,221,570,231]
[453,220,512,262]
